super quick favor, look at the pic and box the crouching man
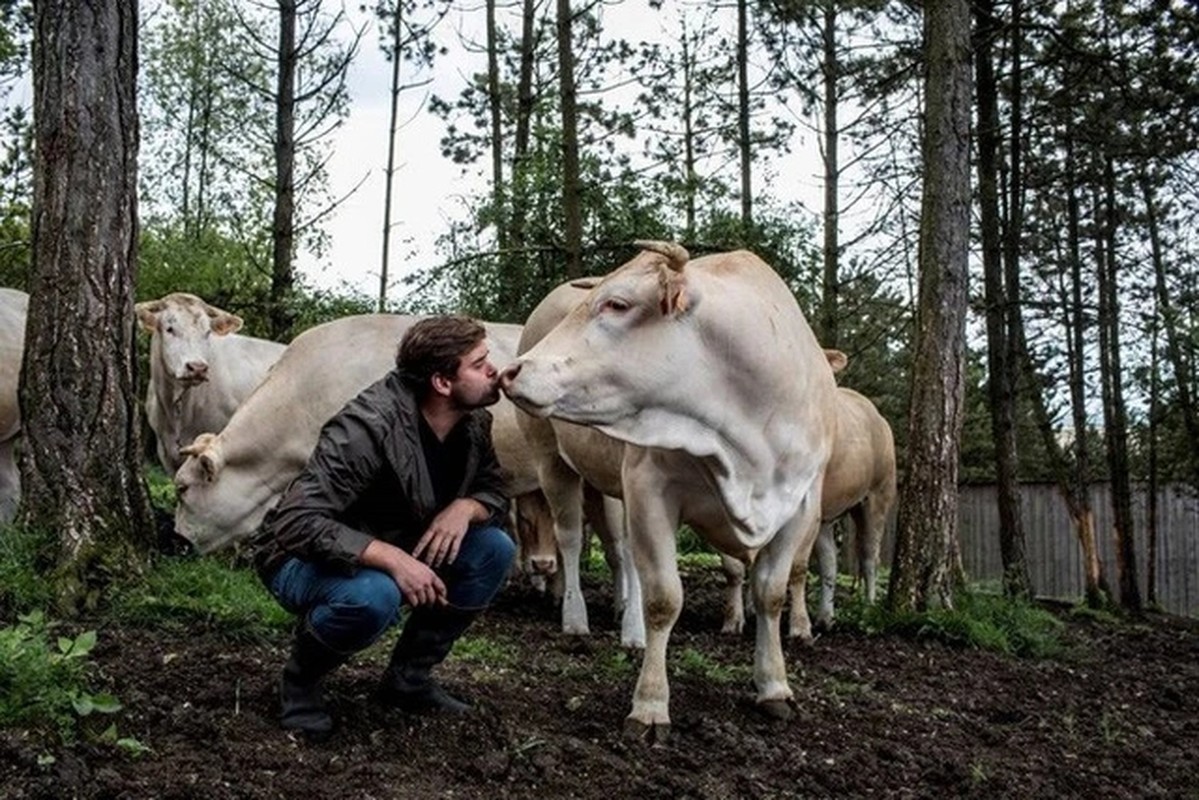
[250,315,516,742]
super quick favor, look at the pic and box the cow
[0,288,28,523]
[720,375,897,635]
[509,279,647,646]
[136,293,286,474]
[502,242,839,740]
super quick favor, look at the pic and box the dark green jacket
[252,370,509,580]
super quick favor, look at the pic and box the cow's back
[821,387,896,521]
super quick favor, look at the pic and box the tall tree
[887,0,971,613]
[225,0,359,339]
[555,0,582,277]
[974,0,1030,599]
[22,0,153,612]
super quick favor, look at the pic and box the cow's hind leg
[812,523,838,632]
[719,553,748,635]
[585,489,644,648]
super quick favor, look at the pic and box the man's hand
[413,498,485,568]
[361,539,446,607]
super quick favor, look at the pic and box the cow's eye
[165,325,175,335]
[601,298,630,314]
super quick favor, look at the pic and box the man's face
[446,339,500,409]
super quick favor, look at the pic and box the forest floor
[1,564,1197,800]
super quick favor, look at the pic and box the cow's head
[136,293,243,386]
[174,432,283,553]
[512,491,559,581]
[501,240,700,432]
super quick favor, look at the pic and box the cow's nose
[185,361,209,381]
[499,362,521,391]
[528,556,558,575]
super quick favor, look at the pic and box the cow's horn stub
[633,240,689,272]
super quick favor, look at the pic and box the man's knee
[473,525,517,572]
[321,569,402,647]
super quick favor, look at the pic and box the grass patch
[109,555,291,641]
[0,524,56,618]
[451,633,520,668]
[671,646,749,683]
[144,464,177,513]
[837,590,1065,658]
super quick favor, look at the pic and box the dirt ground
[2,564,1197,800]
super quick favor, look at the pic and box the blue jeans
[266,524,515,654]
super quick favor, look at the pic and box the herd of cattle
[0,241,896,738]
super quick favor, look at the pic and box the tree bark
[24,0,153,613]
[887,0,971,613]
[1096,158,1140,613]
[269,0,297,339]
[486,0,505,251]
[975,0,1030,599]
[555,0,582,278]
[819,0,839,348]
[736,0,753,230]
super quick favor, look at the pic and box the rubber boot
[378,606,478,715]
[280,626,348,742]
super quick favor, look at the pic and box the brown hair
[396,315,487,396]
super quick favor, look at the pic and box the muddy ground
[1,563,1197,800]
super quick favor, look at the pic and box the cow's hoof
[623,717,670,744]
[812,616,834,634]
[719,621,744,636]
[757,698,794,721]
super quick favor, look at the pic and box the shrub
[0,524,55,618]
[0,611,121,742]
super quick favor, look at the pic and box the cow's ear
[134,300,163,333]
[824,349,848,374]
[570,277,601,290]
[209,312,244,337]
[659,270,690,316]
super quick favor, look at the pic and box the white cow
[511,279,647,647]
[0,288,28,522]
[136,293,286,474]
[721,376,897,635]
[502,242,839,740]
[173,314,541,554]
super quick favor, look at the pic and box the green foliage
[0,612,121,742]
[670,646,750,683]
[450,633,519,668]
[144,464,177,513]
[0,523,55,618]
[109,555,291,641]
[839,591,1065,658]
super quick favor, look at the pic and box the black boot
[280,626,347,742]
[378,606,478,715]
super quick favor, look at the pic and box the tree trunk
[24,0,153,613]
[975,0,1030,599]
[736,0,753,230]
[379,1,402,312]
[486,0,505,251]
[270,0,297,339]
[555,0,582,278]
[1096,158,1140,613]
[509,0,537,255]
[1141,171,1199,484]
[887,0,971,614]
[819,0,839,348]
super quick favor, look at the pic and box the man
[251,315,516,742]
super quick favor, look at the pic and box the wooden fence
[866,482,1199,617]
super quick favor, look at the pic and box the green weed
[0,612,122,742]
[0,524,55,617]
[671,646,748,683]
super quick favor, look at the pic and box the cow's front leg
[622,453,681,742]
[539,458,588,635]
[753,495,821,718]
